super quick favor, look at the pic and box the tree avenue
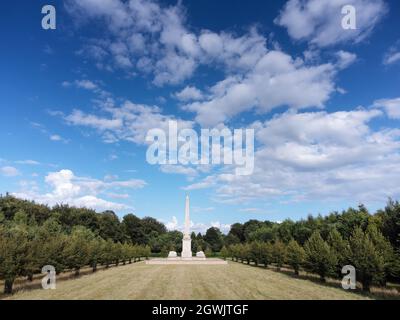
[0,195,400,294]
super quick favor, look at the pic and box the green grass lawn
[2,260,375,300]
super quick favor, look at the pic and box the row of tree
[0,195,226,255]
[0,214,150,294]
[221,225,399,292]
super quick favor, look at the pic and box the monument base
[146,258,228,265]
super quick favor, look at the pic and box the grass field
[2,260,375,300]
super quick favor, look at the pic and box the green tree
[204,227,223,252]
[0,224,30,294]
[63,226,94,276]
[286,239,305,275]
[366,224,395,285]
[228,223,245,242]
[220,246,229,260]
[271,240,287,271]
[98,211,125,242]
[122,214,146,244]
[348,227,385,292]
[327,228,349,278]
[259,242,272,268]
[379,199,400,250]
[304,231,337,282]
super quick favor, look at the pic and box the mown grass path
[5,261,369,300]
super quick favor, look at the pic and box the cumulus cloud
[184,108,400,204]
[184,50,337,126]
[63,0,270,87]
[174,86,204,101]
[12,169,146,211]
[64,100,193,145]
[373,97,400,119]
[275,0,387,47]
[1,166,20,177]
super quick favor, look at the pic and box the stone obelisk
[181,195,192,259]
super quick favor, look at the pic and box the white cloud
[160,165,198,177]
[192,206,215,213]
[165,216,230,234]
[275,0,387,47]
[239,208,262,213]
[184,50,337,126]
[174,86,204,102]
[373,97,400,119]
[75,79,98,90]
[15,160,40,165]
[1,166,20,177]
[166,216,178,231]
[12,169,146,211]
[50,134,69,143]
[335,50,357,69]
[383,41,400,65]
[65,109,123,131]
[184,108,400,204]
[64,100,193,145]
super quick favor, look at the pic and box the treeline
[222,226,398,292]
[0,195,225,256]
[0,196,152,294]
[219,201,400,292]
[1,195,400,293]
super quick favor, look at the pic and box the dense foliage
[1,195,400,293]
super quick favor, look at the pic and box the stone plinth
[146,258,228,265]
[181,237,192,259]
[196,251,206,259]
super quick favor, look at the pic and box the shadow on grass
[0,260,145,299]
[227,258,400,300]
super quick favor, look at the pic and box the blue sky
[1,0,400,233]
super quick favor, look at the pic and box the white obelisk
[181,195,192,259]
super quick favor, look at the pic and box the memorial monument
[147,195,227,265]
[181,195,193,259]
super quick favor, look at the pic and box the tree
[223,233,240,246]
[63,226,93,276]
[327,228,349,278]
[204,247,212,257]
[378,199,400,250]
[248,226,276,243]
[249,242,263,266]
[277,220,295,243]
[122,214,146,244]
[348,227,385,292]
[259,242,272,268]
[98,211,125,243]
[228,223,245,242]
[0,224,30,294]
[89,238,104,272]
[286,240,305,275]
[366,224,395,285]
[35,218,68,274]
[220,246,229,260]
[204,227,223,252]
[141,217,167,238]
[271,240,287,271]
[243,220,266,242]
[304,231,337,282]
